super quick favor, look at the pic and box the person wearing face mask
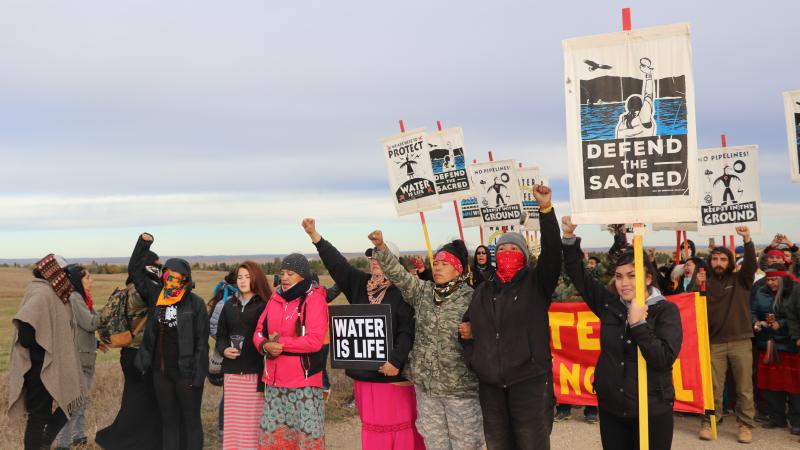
[215,262,270,450]
[561,217,682,450]
[302,218,423,450]
[369,229,484,450]
[95,247,163,450]
[54,265,104,450]
[128,233,209,450]
[253,253,328,450]
[459,184,561,450]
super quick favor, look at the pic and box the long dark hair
[237,261,272,303]
[609,249,657,296]
[623,95,643,129]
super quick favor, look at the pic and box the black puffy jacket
[216,294,267,375]
[563,237,683,417]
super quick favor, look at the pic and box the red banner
[548,292,711,414]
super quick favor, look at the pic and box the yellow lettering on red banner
[550,312,574,350]
[560,363,581,395]
[584,366,596,394]
[672,358,693,402]
[576,311,600,350]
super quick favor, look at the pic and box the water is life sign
[329,304,394,370]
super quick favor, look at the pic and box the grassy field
[0,267,355,449]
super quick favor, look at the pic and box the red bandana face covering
[496,251,526,283]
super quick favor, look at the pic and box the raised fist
[368,230,386,251]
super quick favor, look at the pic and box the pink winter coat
[253,285,328,389]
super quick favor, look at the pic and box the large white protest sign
[468,160,523,227]
[563,23,698,224]
[517,167,549,231]
[783,91,800,182]
[382,128,441,216]
[426,127,473,201]
[697,145,761,235]
[459,196,482,228]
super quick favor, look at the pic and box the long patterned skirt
[259,386,325,450]
[223,373,264,450]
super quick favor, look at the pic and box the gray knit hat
[496,232,528,254]
[281,253,311,279]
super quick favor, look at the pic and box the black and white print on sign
[563,23,698,224]
[382,128,441,216]
[517,167,549,231]
[329,304,394,371]
[697,145,762,235]
[782,91,800,183]
[161,305,178,328]
[459,195,482,228]
[426,127,472,201]
[468,160,523,227]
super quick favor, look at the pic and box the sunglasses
[476,252,487,255]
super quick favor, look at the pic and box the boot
[737,424,752,444]
[698,422,712,441]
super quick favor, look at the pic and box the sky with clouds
[1,0,799,259]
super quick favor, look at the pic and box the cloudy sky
[1,0,799,259]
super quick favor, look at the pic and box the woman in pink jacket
[253,253,329,450]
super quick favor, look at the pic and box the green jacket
[69,291,101,369]
[375,248,479,398]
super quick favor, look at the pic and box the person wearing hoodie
[8,254,86,450]
[699,226,757,443]
[302,218,424,449]
[216,262,270,450]
[751,265,800,434]
[253,253,328,450]
[469,245,494,288]
[369,230,484,450]
[560,217,683,450]
[95,247,163,450]
[128,233,209,450]
[54,265,104,450]
[673,257,708,294]
[459,184,561,450]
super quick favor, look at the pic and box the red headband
[765,270,800,283]
[435,251,463,275]
[767,249,786,258]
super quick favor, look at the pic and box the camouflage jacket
[375,248,479,398]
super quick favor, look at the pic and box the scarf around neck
[366,274,392,304]
[433,274,468,301]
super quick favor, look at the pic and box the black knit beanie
[281,253,311,279]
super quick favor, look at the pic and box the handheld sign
[783,91,800,182]
[563,23,698,224]
[697,145,761,235]
[426,127,473,201]
[468,160,524,227]
[517,167,549,231]
[329,304,394,370]
[382,128,441,216]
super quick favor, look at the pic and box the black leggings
[479,376,555,450]
[152,368,204,450]
[598,408,673,450]
[24,358,67,450]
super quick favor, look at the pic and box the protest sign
[329,304,394,370]
[563,23,698,224]
[382,128,441,216]
[459,196,482,228]
[426,127,473,201]
[697,145,761,235]
[783,91,800,182]
[468,160,523,227]
[517,166,550,231]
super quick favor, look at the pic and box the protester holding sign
[700,226,757,443]
[302,218,424,450]
[368,230,485,450]
[458,185,561,449]
[254,253,328,450]
[215,262,269,450]
[751,265,800,434]
[560,216,683,450]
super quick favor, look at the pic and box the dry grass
[0,268,355,449]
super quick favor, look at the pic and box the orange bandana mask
[156,272,187,306]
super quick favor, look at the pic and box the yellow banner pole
[633,223,649,450]
[695,292,718,439]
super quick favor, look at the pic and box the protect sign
[468,160,523,227]
[697,145,761,235]
[563,23,698,224]
[382,128,441,216]
[329,304,394,370]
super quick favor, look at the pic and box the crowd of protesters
[6,190,800,450]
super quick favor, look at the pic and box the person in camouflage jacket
[369,230,485,450]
